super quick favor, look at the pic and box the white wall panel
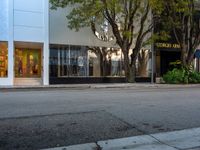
[0,0,9,40]
[14,0,43,12]
[14,11,44,28]
[13,0,46,42]
[14,27,44,42]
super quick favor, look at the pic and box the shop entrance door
[15,48,41,78]
[160,51,181,76]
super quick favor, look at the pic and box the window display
[50,45,88,77]
[0,42,8,77]
[15,49,41,78]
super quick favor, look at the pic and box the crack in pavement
[0,110,105,121]
[95,142,102,150]
[149,134,180,150]
[104,110,181,150]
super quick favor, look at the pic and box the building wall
[0,0,9,41]
[49,7,117,48]
[49,7,152,49]
[13,0,49,85]
[13,0,46,43]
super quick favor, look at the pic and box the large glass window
[88,47,124,77]
[50,45,125,78]
[50,45,153,78]
[136,49,151,77]
[0,42,8,78]
[49,48,58,77]
[15,48,41,78]
[69,46,88,76]
[50,45,88,77]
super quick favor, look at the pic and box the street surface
[0,86,200,149]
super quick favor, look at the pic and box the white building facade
[0,0,49,86]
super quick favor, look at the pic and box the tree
[162,0,200,67]
[50,0,161,82]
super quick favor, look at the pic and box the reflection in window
[0,42,8,77]
[88,47,124,77]
[136,49,151,77]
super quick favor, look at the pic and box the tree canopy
[160,0,200,66]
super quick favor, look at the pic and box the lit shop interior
[15,48,41,78]
[0,42,8,78]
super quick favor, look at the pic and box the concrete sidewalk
[1,83,200,90]
[43,127,200,150]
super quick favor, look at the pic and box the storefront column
[43,0,49,85]
[8,0,14,85]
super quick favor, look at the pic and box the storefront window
[136,49,151,77]
[0,42,8,77]
[88,47,124,77]
[50,45,88,77]
[15,48,41,78]
[69,46,88,76]
[59,46,69,77]
[50,48,58,77]
[50,45,126,78]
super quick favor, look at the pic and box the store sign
[156,43,181,49]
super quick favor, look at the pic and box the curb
[1,83,200,91]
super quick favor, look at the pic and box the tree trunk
[186,48,195,67]
[123,50,136,83]
[103,59,107,76]
[187,55,194,67]
[181,44,187,67]
[99,53,104,76]
[130,59,136,83]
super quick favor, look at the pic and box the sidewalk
[1,83,200,90]
[43,127,200,150]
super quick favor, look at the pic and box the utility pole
[151,11,155,84]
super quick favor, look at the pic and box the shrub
[163,67,200,84]
[189,71,200,83]
[163,68,186,84]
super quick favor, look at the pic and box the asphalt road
[0,87,200,149]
